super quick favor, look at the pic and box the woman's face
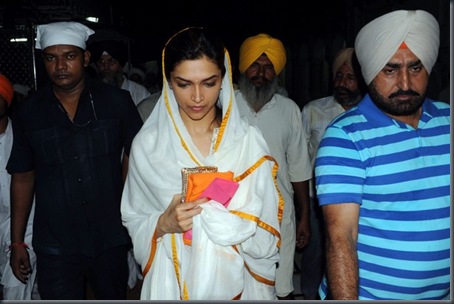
[169,56,222,123]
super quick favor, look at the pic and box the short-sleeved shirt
[121,77,151,106]
[301,95,346,198]
[315,95,451,300]
[7,79,143,257]
[235,91,312,204]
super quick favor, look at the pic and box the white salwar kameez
[121,49,282,300]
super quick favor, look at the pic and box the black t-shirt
[7,78,143,257]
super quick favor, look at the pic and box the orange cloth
[0,74,13,104]
[399,41,409,49]
[184,171,235,245]
[185,171,234,202]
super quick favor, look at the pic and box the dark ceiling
[0,0,357,60]
[0,0,449,64]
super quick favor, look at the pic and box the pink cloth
[200,178,239,207]
[184,178,239,244]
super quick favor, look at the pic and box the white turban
[355,10,439,85]
[332,48,354,79]
[128,67,146,82]
[36,21,95,50]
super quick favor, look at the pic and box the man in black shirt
[7,21,143,300]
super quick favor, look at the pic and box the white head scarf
[35,21,94,50]
[355,10,440,85]
[121,29,282,300]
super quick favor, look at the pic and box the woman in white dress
[120,27,283,300]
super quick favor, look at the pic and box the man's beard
[238,74,278,110]
[100,71,123,87]
[333,86,362,108]
[369,82,424,116]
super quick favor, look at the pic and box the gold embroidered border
[143,229,158,277]
[232,245,275,287]
[234,155,284,225]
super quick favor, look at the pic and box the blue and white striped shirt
[315,95,450,300]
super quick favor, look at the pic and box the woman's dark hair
[164,27,226,80]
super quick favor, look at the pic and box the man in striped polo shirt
[314,9,450,300]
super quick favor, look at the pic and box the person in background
[91,39,149,290]
[0,74,39,300]
[315,9,450,300]
[143,60,161,95]
[12,84,30,104]
[299,47,366,300]
[5,84,30,119]
[235,33,312,300]
[7,21,143,300]
[127,67,146,86]
[136,91,160,122]
[91,40,151,106]
[136,61,163,122]
[121,27,282,300]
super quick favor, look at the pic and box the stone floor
[1,251,307,300]
[127,275,305,300]
[127,251,307,300]
[126,279,142,300]
[293,250,305,300]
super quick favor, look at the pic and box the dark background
[2,0,449,64]
[106,0,357,64]
[0,0,451,106]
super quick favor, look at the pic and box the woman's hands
[156,194,208,238]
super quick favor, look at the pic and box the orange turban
[0,74,14,104]
[239,33,287,76]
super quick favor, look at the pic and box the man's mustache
[334,87,353,94]
[389,90,420,99]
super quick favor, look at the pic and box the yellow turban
[0,74,14,105]
[239,33,287,75]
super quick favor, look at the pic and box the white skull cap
[36,21,95,50]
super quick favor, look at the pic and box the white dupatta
[121,42,283,300]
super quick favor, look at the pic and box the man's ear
[84,50,91,67]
